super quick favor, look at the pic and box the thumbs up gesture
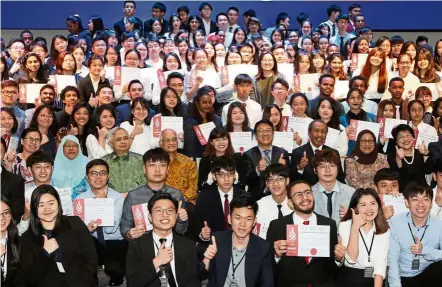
[204,236,218,260]
[258,155,267,172]
[298,151,309,170]
[395,146,405,160]
[201,221,211,241]
[418,140,428,155]
[278,153,286,166]
[68,124,79,136]
[42,235,59,254]
[334,235,346,262]
[410,236,423,255]
[177,201,188,221]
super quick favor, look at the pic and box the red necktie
[303,220,310,264]
[224,194,230,230]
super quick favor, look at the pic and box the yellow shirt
[166,153,198,203]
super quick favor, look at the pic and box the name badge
[412,258,420,270]
[364,267,374,278]
[56,262,65,273]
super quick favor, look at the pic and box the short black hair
[177,6,189,14]
[152,2,166,13]
[287,180,311,199]
[327,4,342,17]
[20,29,33,38]
[60,86,79,101]
[389,77,405,87]
[26,150,54,168]
[264,163,289,181]
[374,168,400,185]
[391,35,404,45]
[128,79,144,91]
[243,9,256,18]
[349,75,368,89]
[403,182,433,201]
[227,7,239,13]
[275,13,290,26]
[216,12,228,23]
[199,2,212,11]
[348,3,362,11]
[234,74,253,85]
[20,127,42,140]
[308,119,327,133]
[97,85,114,98]
[143,147,170,165]
[166,72,184,86]
[319,73,335,84]
[148,192,178,214]
[254,119,274,134]
[229,194,258,216]
[210,155,236,173]
[391,124,415,141]
[86,159,109,174]
[416,35,428,44]
[124,1,136,8]
[433,160,442,173]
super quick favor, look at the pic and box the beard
[293,200,315,215]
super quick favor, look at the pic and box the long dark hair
[1,107,19,134]
[0,196,20,267]
[29,104,59,136]
[92,104,116,138]
[203,127,235,158]
[256,52,278,81]
[162,52,182,71]
[29,185,64,237]
[49,34,68,64]
[21,52,48,83]
[262,104,282,131]
[226,102,250,132]
[315,97,341,130]
[341,188,389,235]
[190,87,216,123]
[159,87,184,117]
[129,97,151,125]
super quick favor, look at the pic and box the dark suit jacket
[429,141,442,166]
[126,231,200,287]
[199,230,274,287]
[266,212,338,287]
[1,236,24,287]
[198,19,218,35]
[19,216,98,287]
[114,17,144,40]
[77,74,111,105]
[191,186,246,240]
[290,144,345,186]
[143,18,169,38]
[0,168,24,222]
[243,146,290,201]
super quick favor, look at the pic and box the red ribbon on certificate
[378,117,386,138]
[286,224,299,256]
[281,116,289,132]
[194,125,207,145]
[252,223,261,236]
[157,69,167,90]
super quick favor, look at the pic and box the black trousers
[401,261,442,287]
[337,266,375,287]
[93,238,128,280]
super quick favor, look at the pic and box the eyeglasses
[273,87,287,91]
[267,177,286,184]
[257,129,273,135]
[24,137,42,143]
[38,114,53,119]
[88,171,108,177]
[153,207,176,215]
[0,210,11,219]
[397,134,413,141]
[360,140,375,145]
[292,190,313,199]
[2,90,18,96]
[317,163,337,170]
[215,171,235,179]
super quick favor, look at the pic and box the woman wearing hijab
[51,135,89,199]
[344,130,389,189]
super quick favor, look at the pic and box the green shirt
[102,152,145,193]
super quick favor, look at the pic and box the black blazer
[113,17,144,40]
[429,141,442,166]
[1,235,24,287]
[266,212,338,287]
[199,230,274,287]
[19,216,98,287]
[290,144,345,186]
[126,231,200,287]
[0,168,24,222]
[243,146,290,201]
[191,185,246,240]
[198,19,217,35]
[77,74,111,105]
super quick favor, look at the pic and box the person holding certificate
[338,188,390,287]
[20,185,98,287]
[388,183,442,287]
[266,180,344,287]
[407,99,437,149]
[77,159,127,287]
[308,74,345,119]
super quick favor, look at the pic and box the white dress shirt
[382,71,421,100]
[152,231,177,287]
[120,121,151,155]
[292,211,318,225]
[338,220,390,278]
[86,134,113,160]
[256,195,292,239]
[146,58,164,69]
[221,97,263,129]
[431,187,442,220]
[1,233,8,278]
[219,187,234,212]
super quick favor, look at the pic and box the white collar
[293,212,316,223]
[218,187,233,197]
[309,142,323,151]
[152,231,173,247]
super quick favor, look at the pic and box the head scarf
[51,135,88,188]
[350,130,379,165]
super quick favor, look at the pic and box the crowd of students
[1,1,442,287]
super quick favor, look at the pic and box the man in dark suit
[291,120,345,186]
[126,193,200,287]
[113,1,143,40]
[198,2,218,35]
[244,120,290,201]
[308,74,345,118]
[144,2,169,38]
[266,180,346,287]
[429,140,442,166]
[199,195,274,287]
[0,138,24,222]
[192,156,246,241]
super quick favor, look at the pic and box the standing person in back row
[113,1,143,40]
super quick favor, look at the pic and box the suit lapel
[173,235,186,286]
[252,147,261,167]
[271,146,280,164]
[244,235,259,286]
[216,231,233,283]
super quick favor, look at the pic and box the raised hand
[154,241,173,267]
[201,221,211,240]
[128,224,146,240]
[274,240,287,257]
[395,146,405,160]
[351,208,367,229]
[383,205,394,220]
[43,235,59,254]
[88,93,98,107]
[97,126,108,139]
[278,153,286,166]
[410,236,423,255]
[204,236,218,260]
[177,201,188,221]
[339,205,347,220]
[418,140,428,155]
[293,130,302,146]
[298,151,309,170]
[68,124,79,136]
[258,155,267,172]
[334,235,346,262]
[87,220,98,233]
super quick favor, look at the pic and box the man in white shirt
[385,53,421,100]
[222,74,262,128]
[126,193,200,286]
[311,149,355,225]
[226,7,240,33]
[145,37,163,69]
[329,14,356,55]
[431,163,442,220]
[256,164,292,239]
[271,78,292,117]
[320,4,342,38]
[25,84,56,128]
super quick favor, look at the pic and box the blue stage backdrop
[1,1,442,31]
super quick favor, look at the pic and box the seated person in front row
[312,149,355,225]
[120,148,188,240]
[199,195,274,286]
[291,119,345,186]
[388,183,442,287]
[126,193,200,287]
[266,180,346,287]
[243,119,290,201]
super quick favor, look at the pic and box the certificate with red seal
[286,224,330,257]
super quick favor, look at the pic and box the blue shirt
[77,187,124,241]
[388,212,442,287]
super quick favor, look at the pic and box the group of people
[1,1,442,287]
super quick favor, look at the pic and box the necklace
[403,150,415,165]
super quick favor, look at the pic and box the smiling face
[309,121,327,147]
[97,87,114,105]
[30,162,52,184]
[211,136,229,154]
[290,183,314,214]
[112,129,130,154]
[0,201,11,233]
[63,90,79,106]
[261,54,275,71]
[54,38,67,53]
[144,160,168,183]
[228,206,256,239]
[291,96,307,117]
[406,45,417,60]
[194,50,208,69]
[356,194,379,222]
[369,52,383,67]
[318,100,333,121]
[1,111,14,131]
[235,30,245,43]
[405,192,432,220]
[87,164,109,190]
[89,59,104,76]
[231,107,245,125]
[165,55,179,71]
[160,129,178,154]
[148,199,178,232]
[73,107,89,127]
[398,54,412,75]
[164,89,178,110]
[26,55,40,73]
[99,110,115,129]
[22,131,41,154]
[319,77,335,96]
[417,54,430,70]
[132,101,148,121]
[396,130,414,150]
[196,94,212,114]
[36,107,54,129]
[63,140,79,160]
[347,90,363,111]
[298,55,310,73]
[256,122,274,146]
[382,104,394,118]
[359,132,376,155]
[379,40,391,56]
[37,193,59,224]
[125,51,140,67]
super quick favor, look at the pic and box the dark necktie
[277,204,283,219]
[159,238,177,287]
[339,36,345,55]
[314,149,320,154]
[303,221,310,264]
[224,194,230,230]
[264,150,271,166]
[229,26,233,33]
[332,24,336,37]
[323,191,335,218]
[96,226,105,245]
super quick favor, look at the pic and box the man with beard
[291,120,345,186]
[266,180,346,287]
[25,84,56,128]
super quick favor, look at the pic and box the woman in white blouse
[338,188,390,287]
[121,97,151,155]
[86,104,115,159]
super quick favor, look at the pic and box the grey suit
[312,181,355,225]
